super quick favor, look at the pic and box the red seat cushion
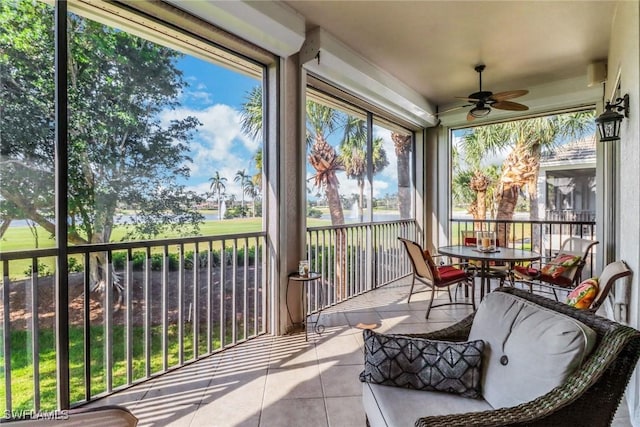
[513,265,574,288]
[436,265,468,284]
[539,272,574,288]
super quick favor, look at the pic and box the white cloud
[335,171,361,198]
[189,180,213,196]
[186,90,212,104]
[160,104,260,186]
[371,179,390,198]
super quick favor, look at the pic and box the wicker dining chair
[399,237,475,319]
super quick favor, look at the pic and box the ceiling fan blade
[437,104,473,115]
[490,90,529,102]
[492,100,529,111]
[455,96,482,102]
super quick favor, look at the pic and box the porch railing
[0,232,266,413]
[305,220,419,314]
[450,218,597,278]
[545,210,595,222]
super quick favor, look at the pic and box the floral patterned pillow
[566,278,599,310]
[541,253,581,278]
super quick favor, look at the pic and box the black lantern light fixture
[595,94,629,142]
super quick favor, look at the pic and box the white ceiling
[281,0,615,114]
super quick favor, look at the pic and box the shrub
[23,262,53,277]
[111,251,180,271]
[307,208,323,218]
[224,205,248,219]
[67,257,84,273]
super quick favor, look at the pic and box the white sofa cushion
[362,382,493,427]
[468,291,597,409]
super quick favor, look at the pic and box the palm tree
[392,133,412,219]
[239,85,373,299]
[240,86,264,207]
[340,117,388,222]
[469,170,490,220]
[234,169,250,216]
[208,171,227,220]
[240,86,263,140]
[243,178,259,217]
[240,85,350,226]
[458,131,494,224]
[452,171,474,209]
[461,111,594,245]
[306,100,347,226]
[252,147,263,189]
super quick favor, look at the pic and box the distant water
[9,213,223,228]
[9,212,402,228]
[321,212,401,223]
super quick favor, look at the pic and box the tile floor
[94,278,633,427]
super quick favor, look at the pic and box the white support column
[414,129,426,245]
[424,126,447,251]
[274,54,307,335]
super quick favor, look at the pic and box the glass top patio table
[437,245,541,300]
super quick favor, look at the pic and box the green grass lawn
[450,222,533,246]
[0,217,285,279]
[3,215,539,279]
[1,323,225,412]
[0,217,269,252]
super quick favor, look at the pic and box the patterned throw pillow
[566,278,599,310]
[359,329,484,398]
[541,253,581,278]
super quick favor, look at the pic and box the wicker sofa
[361,287,640,427]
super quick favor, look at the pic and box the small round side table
[288,272,323,341]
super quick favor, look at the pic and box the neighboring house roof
[541,136,596,166]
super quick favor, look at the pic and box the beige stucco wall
[608,0,640,424]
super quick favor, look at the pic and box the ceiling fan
[449,64,529,121]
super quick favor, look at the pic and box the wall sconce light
[595,94,629,142]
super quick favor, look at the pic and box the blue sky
[160,55,262,199]
[162,54,403,204]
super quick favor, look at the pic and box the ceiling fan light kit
[469,105,491,118]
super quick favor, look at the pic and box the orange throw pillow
[566,278,599,310]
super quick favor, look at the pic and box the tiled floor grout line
[254,336,274,427]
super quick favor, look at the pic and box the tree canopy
[453,110,595,245]
[0,1,204,245]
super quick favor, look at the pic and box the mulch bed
[2,267,259,330]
